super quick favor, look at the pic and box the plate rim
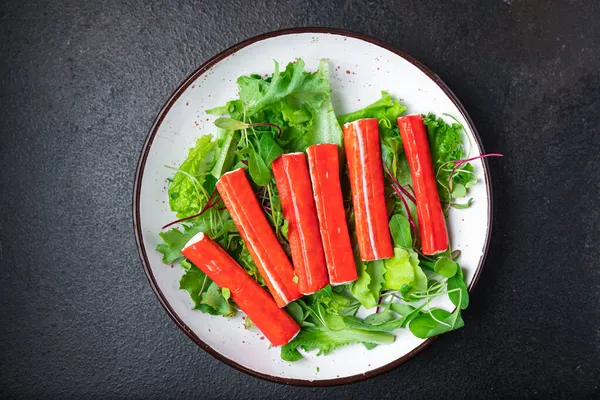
[132,27,493,387]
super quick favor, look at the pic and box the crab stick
[182,233,300,346]
[272,153,329,294]
[306,144,357,285]
[216,168,302,307]
[343,118,394,261]
[397,115,449,255]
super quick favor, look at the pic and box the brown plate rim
[132,27,493,387]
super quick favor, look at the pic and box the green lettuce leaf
[238,59,330,117]
[384,248,427,291]
[305,60,344,149]
[211,130,238,179]
[349,259,386,309]
[337,91,407,126]
[156,222,208,264]
[389,214,412,248]
[179,264,235,317]
[168,135,216,218]
[423,113,476,202]
[281,327,394,360]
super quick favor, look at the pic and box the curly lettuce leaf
[383,248,426,291]
[337,91,407,126]
[281,327,394,360]
[423,113,476,201]
[238,59,330,117]
[156,223,208,264]
[168,135,216,218]
[341,91,410,185]
[305,60,344,148]
[179,263,235,317]
[349,259,386,309]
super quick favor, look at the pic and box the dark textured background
[1,0,599,398]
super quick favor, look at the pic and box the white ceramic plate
[133,28,492,386]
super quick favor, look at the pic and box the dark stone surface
[1,0,599,398]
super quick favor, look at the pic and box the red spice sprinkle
[206,118,209,121]
[186,102,189,106]
[260,336,265,340]
[242,316,246,320]
[170,265,174,268]
[346,70,351,74]
[377,67,380,70]
[192,85,195,88]
[208,329,211,332]
[242,341,245,343]
[352,72,356,75]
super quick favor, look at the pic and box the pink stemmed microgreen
[448,153,503,182]
[383,163,418,242]
[383,163,416,204]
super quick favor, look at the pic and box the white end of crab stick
[181,232,300,346]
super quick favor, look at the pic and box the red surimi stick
[397,114,449,255]
[216,168,302,307]
[272,153,329,294]
[343,118,394,261]
[306,144,358,285]
[181,232,300,346]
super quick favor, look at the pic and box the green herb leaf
[389,214,412,248]
[211,131,238,179]
[450,198,474,209]
[447,267,469,309]
[390,303,416,316]
[452,183,467,198]
[433,257,458,278]
[286,302,304,325]
[409,308,464,338]
[280,346,304,362]
[248,149,272,186]
[221,287,231,301]
[258,133,284,165]
[214,117,249,131]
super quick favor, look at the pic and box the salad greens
[157,58,480,361]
